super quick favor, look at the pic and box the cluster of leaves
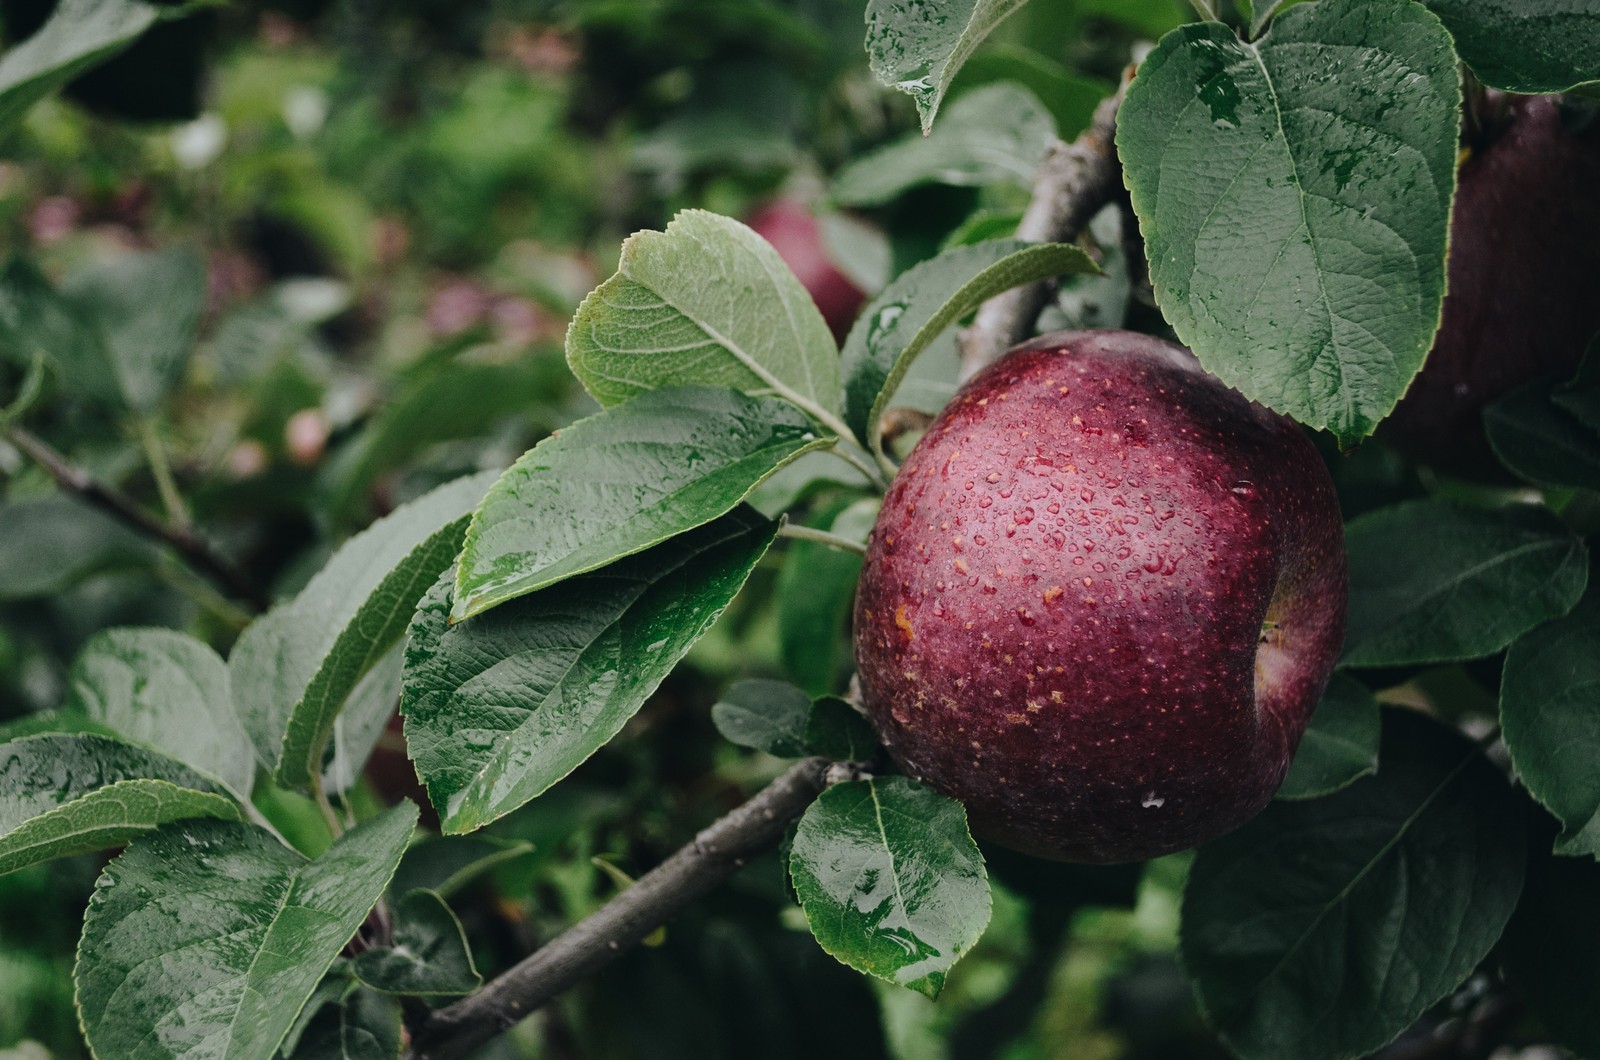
[3,0,1600,1058]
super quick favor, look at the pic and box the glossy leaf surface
[789,776,989,998]
[711,678,812,758]
[1501,586,1600,858]
[1421,0,1600,93]
[75,804,416,1060]
[1342,500,1587,667]
[1119,0,1460,443]
[352,889,481,997]
[1276,674,1380,801]
[67,627,255,798]
[1182,710,1525,1060]
[0,733,237,875]
[833,84,1056,207]
[453,386,828,622]
[864,0,1029,130]
[566,210,842,433]
[838,239,1096,458]
[404,509,778,834]
[228,471,497,787]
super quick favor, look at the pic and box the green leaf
[1554,339,1600,434]
[228,471,497,786]
[452,386,830,622]
[1484,375,1600,491]
[1501,831,1600,1058]
[1118,0,1460,444]
[839,239,1097,459]
[0,0,160,136]
[389,834,535,901]
[1342,500,1588,668]
[283,985,402,1060]
[75,803,417,1060]
[0,258,115,403]
[1276,674,1379,800]
[711,678,812,758]
[1420,0,1600,93]
[63,247,205,413]
[864,0,1030,131]
[951,46,1112,140]
[832,84,1056,207]
[776,497,876,696]
[352,889,481,997]
[804,697,880,762]
[0,493,154,599]
[566,210,845,439]
[404,508,778,834]
[0,733,238,875]
[1181,709,1525,1060]
[66,627,256,799]
[1248,0,1290,38]
[789,775,990,999]
[1501,586,1600,858]
[322,644,403,795]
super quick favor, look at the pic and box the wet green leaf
[1420,0,1600,93]
[453,386,830,622]
[1119,0,1460,444]
[711,678,812,758]
[67,627,255,799]
[833,84,1056,207]
[76,804,416,1060]
[1277,674,1379,800]
[1342,500,1587,667]
[404,508,778,834]
[1485,374,1600,491]
[776,497,876,696]
[839,238,1096,460]
[789,775,990,998]
[804,697,879,763]
[1501,586,1600,858]
[566,210,844,439]
[0,733,238,875]
[864,0,1030,131]
[1182,709,1525,1060]
[352,889,480,997]
[228,471,497,787]
[282,984,402,1060]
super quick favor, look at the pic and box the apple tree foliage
[0,0,1598,1058]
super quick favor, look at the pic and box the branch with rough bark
[956,87,1127,382]
[405,757,840,1060]
[4,425,268,612]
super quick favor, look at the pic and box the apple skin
[1381,95,1600,473]
[853,330,1347,863]
[746,200,866,343]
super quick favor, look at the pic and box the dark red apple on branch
[1380,94,1600,472]
[853,330,1347,863]
[746,199,867,343]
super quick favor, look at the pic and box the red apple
[853,330,1347,863]
[746,199,867,343]
[1381,95,1600,472]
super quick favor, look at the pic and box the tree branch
[956,86,1127,382]
[4,425,268,612]
[406,756,837,1060]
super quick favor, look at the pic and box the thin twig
[135,416,191,529]
[956,86,1127,382]
[406,757,834,1060]
[777,522,868,556]
[4,425,268,612]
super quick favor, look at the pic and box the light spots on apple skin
[853,329,1347,863]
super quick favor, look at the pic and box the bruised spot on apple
[853,330,1347,863]
[1381,95,1600,473]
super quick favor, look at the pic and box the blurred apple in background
[746,198,868,342]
